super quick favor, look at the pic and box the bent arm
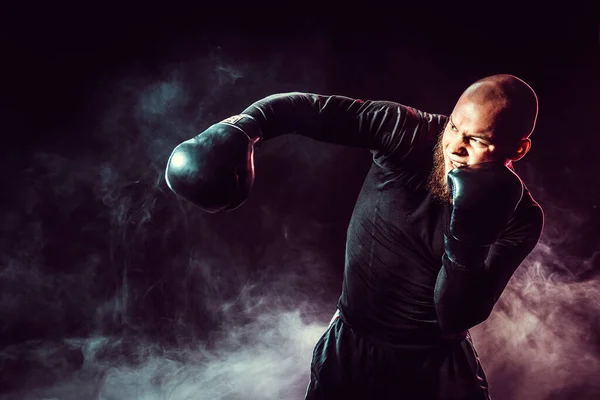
[434,197,544,334]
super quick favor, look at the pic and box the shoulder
[520,187,544,221]
[506,186,544,242]
[362,100,447,125]
[363,101,448,148]
[365,102,447,170]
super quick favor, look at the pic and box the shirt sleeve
[241,92,446,168]
[433,191,545,334]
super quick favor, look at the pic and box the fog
[1,22,599,400]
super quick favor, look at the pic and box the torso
[339,150,450,347]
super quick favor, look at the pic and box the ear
[509,138,531,162]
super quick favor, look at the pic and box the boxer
[166,75,543,399]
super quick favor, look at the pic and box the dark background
[1,5,599,399]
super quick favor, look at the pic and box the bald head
[460,74,538,143]
[430,75,538,202]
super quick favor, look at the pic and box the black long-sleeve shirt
[241,92,544,348]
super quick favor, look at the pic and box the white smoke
[471,240,600,399]
[2,310,326,400]
[3,33,598,400]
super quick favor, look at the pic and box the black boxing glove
[444,162,524,268]
[165,115,262,213]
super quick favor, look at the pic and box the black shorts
[304,311,491,400]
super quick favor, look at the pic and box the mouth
[447,157,467,170]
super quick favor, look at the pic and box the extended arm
[236,92,444,162]
[165,92,444,212]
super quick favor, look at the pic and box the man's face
[428,97,507,203]
[442,97,505,175]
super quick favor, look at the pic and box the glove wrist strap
[217,114,263,142]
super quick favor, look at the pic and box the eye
[450,122,458,132]
[470,138,488,147]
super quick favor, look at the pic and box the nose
[448,137,467,157]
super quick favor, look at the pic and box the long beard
[427,133,451,204]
